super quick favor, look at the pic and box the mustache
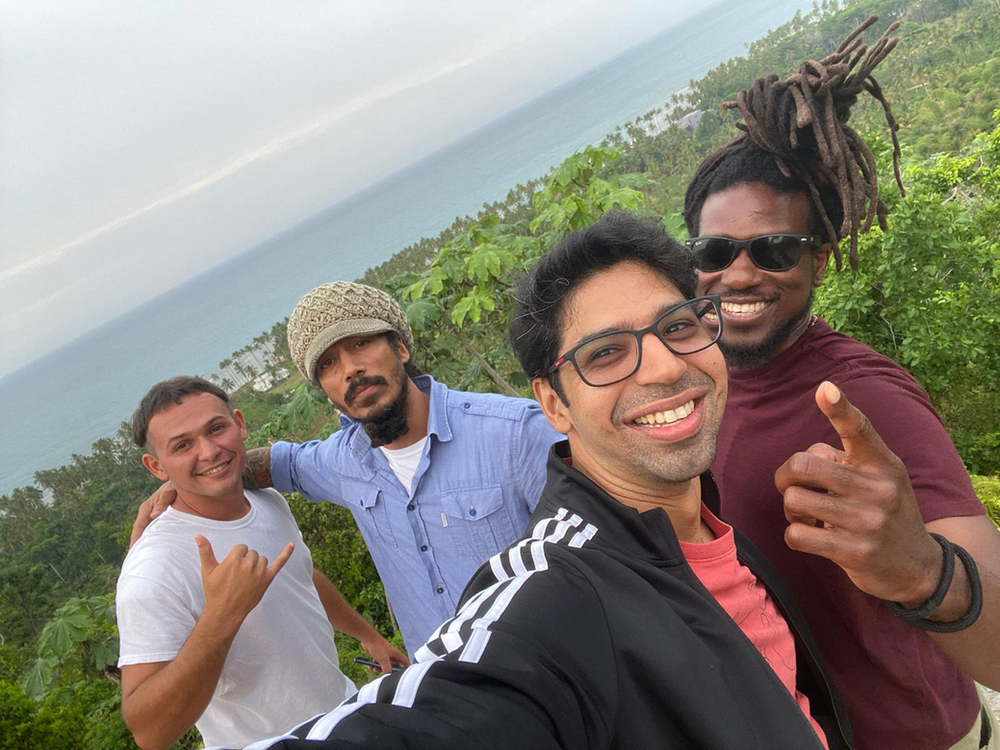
[344,375,388,405]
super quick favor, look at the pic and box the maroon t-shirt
[715,317,984,750]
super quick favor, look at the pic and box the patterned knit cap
[287,281,414,385]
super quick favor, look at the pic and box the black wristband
[886,533,984,633]
[887,533,955,621]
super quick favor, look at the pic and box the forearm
[312,569,382,642]
[242,447,273,489]
[920,517,1000,688]
[122,610,242,749]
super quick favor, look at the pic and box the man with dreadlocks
[683,16,1000,750]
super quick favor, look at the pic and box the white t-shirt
[116,488,356,748]
[379,436,428,494]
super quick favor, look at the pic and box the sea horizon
[0,0,814,495]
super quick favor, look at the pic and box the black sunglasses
[547,295,723,388]
[685,234,823,272]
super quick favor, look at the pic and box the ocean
[0,0,814,495]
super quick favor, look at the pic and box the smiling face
[695,183,830,370]
[142,392,248,503]
[533,261,727,490]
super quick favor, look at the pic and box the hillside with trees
[2,0,998,745]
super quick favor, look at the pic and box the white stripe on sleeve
[459,572,537,664]
[391,660,436,709]
[568,523,598,548]
[305,675,388,740]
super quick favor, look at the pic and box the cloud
[0,15,566,291]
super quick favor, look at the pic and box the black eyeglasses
[548,295,723,388]
[685,234,823,272]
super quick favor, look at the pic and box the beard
[343,371,411,448]
[720,290,813,371]
[608,372,725,485]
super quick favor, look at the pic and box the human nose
[633,330,687,387]
[720,246,764,290]
[196,436,220,461]
[341,350,365,380]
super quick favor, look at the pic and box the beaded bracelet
[886,533,983,633]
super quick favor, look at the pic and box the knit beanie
[287,281,414,385]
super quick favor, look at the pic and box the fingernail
[824,382,841,404]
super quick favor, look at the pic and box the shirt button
[436,587,444,594]
[407,504,415,511]
[420,545,428,552]
[463,402,471,410]
[469,508,477,517]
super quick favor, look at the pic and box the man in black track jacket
[218,212,853,749]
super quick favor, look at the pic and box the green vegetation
[1,0,997,745]
[973,475,1000,528]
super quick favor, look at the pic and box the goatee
[720,291,813,371]
[361,379,410,447]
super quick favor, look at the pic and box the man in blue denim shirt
[274,282,561,653]
[136,281,561,654]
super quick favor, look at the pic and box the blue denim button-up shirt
[270,375,562,654]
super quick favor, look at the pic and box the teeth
[721,301,767,314]
[201,461,230,476]
[634,400,695,426]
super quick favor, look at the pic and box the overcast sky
[0,0,700,377]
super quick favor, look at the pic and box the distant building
[676,109,704,133]
[251,368,290,392]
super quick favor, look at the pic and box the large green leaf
[39,608,92,653]
[23,655,58,700]
[405,298,441,331]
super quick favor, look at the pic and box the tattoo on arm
[242,448,273,489]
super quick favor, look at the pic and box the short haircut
[131,376,231,450]
[509,211,696,399]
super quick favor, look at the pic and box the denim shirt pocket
[439,485,515,559]
[341,479,398,548]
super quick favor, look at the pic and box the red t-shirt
[681,505,829,749]
[715,317,984,750]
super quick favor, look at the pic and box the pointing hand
[774,381,942,605]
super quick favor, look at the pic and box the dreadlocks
[684,15,905,270]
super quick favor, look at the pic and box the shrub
[971,475,1000,529]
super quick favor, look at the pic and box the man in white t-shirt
[116,376,407,749]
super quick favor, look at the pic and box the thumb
[814,381,888,462]
[195,534,218,573]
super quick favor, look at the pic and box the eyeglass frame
[546,294,723,388]
[685,234,824,272]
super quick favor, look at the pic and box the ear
[142,452,170,482]
[812,245,831,286]
[232,409,248,440]
[532,378,572,435]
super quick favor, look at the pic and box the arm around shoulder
[269,436,354,504]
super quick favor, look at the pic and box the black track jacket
[231,442,853,750]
